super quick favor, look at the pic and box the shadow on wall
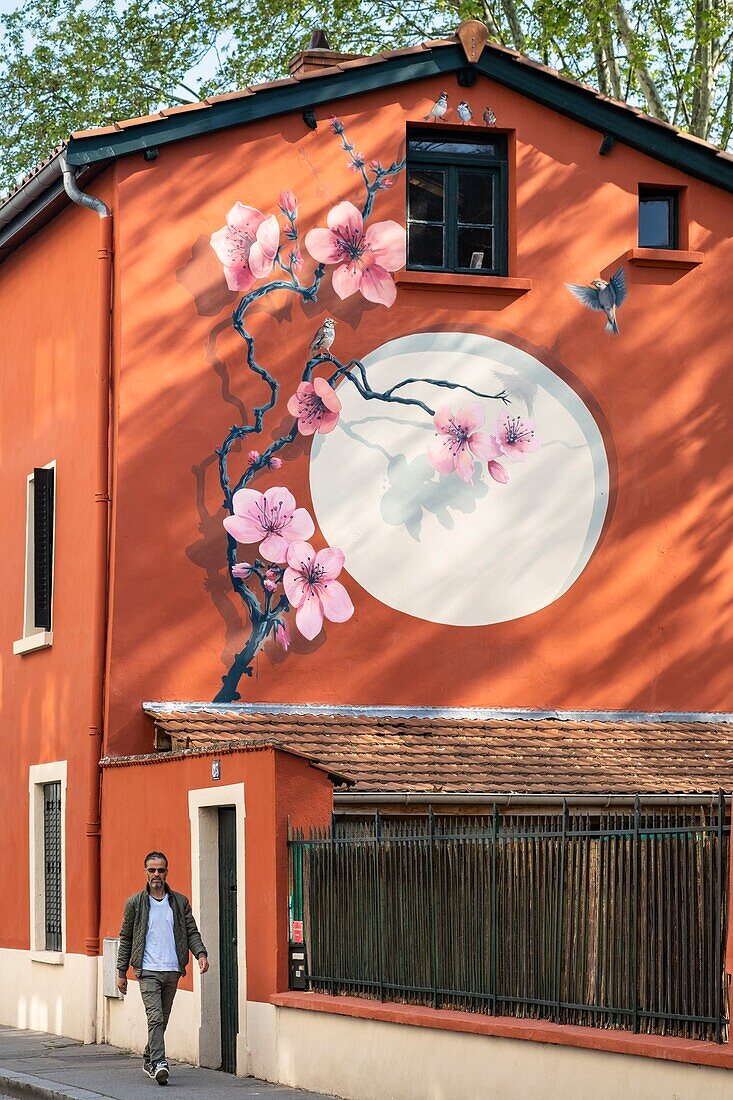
[104,108,733,742]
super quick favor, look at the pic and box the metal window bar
[43,781,62,951]
[288,800,730,1042]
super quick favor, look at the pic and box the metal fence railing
[289,797,730,1042]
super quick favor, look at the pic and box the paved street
[0,1027,339,1100]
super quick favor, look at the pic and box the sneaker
[144,1061,155,1079]
[154,1061,169,1086]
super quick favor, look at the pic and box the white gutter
[334,791,731,807]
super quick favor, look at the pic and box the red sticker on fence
[291,920,304,943]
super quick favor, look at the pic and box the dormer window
[406,130,508,276]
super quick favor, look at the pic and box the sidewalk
[0,1027,339,1100]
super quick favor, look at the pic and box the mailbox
[289,942,308,991]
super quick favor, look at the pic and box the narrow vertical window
[33,467,54,630]
[638,188,678,249]
[43,781,62,951]
[14,462,56,654]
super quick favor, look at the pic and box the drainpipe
[60,155,112,1045]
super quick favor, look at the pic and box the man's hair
[144,851,168,868]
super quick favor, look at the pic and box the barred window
[43,781,62,951]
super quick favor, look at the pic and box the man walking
[116,851,209,1085]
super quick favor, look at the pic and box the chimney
[288,28,365,77]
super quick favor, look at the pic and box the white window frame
[29,760,67,964]
[14,459,56,655]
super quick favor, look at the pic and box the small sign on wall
[212,759,221,781]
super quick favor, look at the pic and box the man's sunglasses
[146,867,168,874]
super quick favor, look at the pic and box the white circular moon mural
[310,332,609,627]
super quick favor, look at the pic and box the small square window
[407,129,507,276]
[638,188,678,249]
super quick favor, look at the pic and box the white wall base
[4,953,730,1100]
[0,948,91,1041]
[248,1003,733,1100]
[102,979,199,1065]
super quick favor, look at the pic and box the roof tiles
[145,710,733,796]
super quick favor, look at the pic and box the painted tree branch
[212,123,519,703]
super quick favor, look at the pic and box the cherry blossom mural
[209,118,540,703]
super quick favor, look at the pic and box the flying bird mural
[565,267,627,334]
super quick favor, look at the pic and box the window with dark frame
[43,781,62,951]
[33,466,54,631]
[407,130,508,276]
[638,187,678,249]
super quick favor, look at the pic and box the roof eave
[62,44,733,193]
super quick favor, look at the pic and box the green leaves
[1,0,730,198]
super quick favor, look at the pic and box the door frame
[188,784,247,1073]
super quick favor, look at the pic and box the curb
[0,1068,108,1100]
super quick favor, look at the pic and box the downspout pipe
[60,155,112,1043]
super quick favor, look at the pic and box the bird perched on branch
[311,317,336,356]
[457,101,473,125]
[423,93,448,122]
[482,107,497,126]
[565,268,627,334]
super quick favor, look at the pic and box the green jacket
[117,885,207,978]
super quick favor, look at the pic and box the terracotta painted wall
[100,748,333,999]
[0,192,112,951]
[101,75,733,754]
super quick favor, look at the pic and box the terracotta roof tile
[294,64,346,81]
[144,710,733,796]
[70,124,118,139]
[206,89,256,104]
[114,112,167,130]
[161,100,212,117]
[378,44,430,57]
[251,76,299,91]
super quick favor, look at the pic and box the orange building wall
[100,748,333,999]
[96,78,732,754]
[0,187,113,951]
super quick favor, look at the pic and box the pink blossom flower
[210,203,280,293]
[279,190,297,216]
[427,404,500,485]
[248,449,261,465]
[368,159,382,172]
[284,541,354,641]
[304,201,405,308]
[265,568,279,579]
[492,414,541,462]
[347,152,366,171]
[287,377,342,436]
[274,620,291,651]
[267,455,283,470]
[263,577,277,592]
[289,247,303,271]
[488,460,509,484]
[223,486,315,563]
[232,562,252,579]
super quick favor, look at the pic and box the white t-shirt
[142,894,180,972]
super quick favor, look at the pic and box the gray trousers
[139,970,180,1064]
